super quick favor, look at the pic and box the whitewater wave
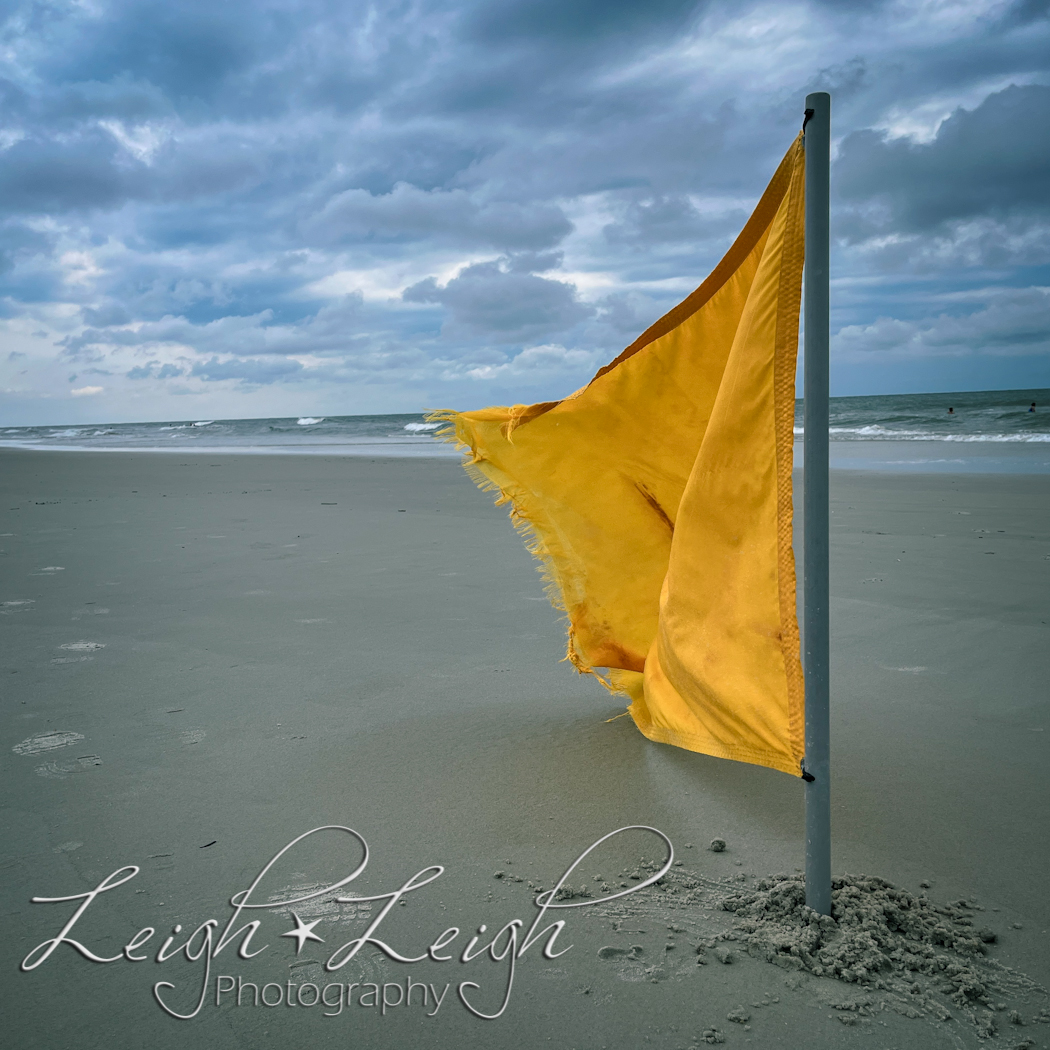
[0,413,457,457]
[792,425,1050,443]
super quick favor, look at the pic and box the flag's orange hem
[625,711,803,778]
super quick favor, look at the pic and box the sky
[1,0,1049,426]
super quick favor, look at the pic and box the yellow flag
[431,135,806,777]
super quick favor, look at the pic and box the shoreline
[1,438,1047,474]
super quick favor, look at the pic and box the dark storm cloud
[1,0,1049,414]
[33,1,264,105]
[0,221,53,275]
[465,0,702,45]
[603,194,746,248]
[81,303,132,327]
[17,76,176,129]
[836,85,1050,232]
[0,130,143,214]
[190,356,303,384]
[404,256,593,342]
[300,185,572,251]
[127,361,184,379]
[1002,0,1050,26]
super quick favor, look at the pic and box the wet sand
[2,450,1048,1049]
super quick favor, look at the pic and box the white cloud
[59,251,104,286]
[98,120,172,164]
[834,286,1050,359]
[871,74,1050,143]
[462,343,602,381]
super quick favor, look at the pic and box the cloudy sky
[2,0,1048,425]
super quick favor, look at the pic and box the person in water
[948,406,954,414]
[1031,402,1037,412]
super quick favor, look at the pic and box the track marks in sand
[53,641,106,662]
[14,730,103,780]
[36,755,103,778]
[266,881,374,930]
[878,665,947,675]
[13,731,84,755]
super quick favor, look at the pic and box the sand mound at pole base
[719,872,1046,1036]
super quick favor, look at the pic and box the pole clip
[802,107,815,135]
[800,760,816,783]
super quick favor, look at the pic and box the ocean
[2,388,1049,472]
[801,388,1050,473]
[808,388,1049,444]
[0,413,451,456]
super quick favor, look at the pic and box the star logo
[281,912,324,955]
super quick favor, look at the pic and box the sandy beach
[3,448,1048,1049]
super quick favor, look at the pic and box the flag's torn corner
[425,405,607,682]
[427,133,806,778]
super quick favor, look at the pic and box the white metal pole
[803,90,832,915]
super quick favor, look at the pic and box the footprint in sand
[268,882,373,928]
[879,665,946,675]
[52,841,84,853]
[13,731,85,755]
[35,567,65,575]
[36,755,102,778]
[59,641,106,651]
[180,729,206,745]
